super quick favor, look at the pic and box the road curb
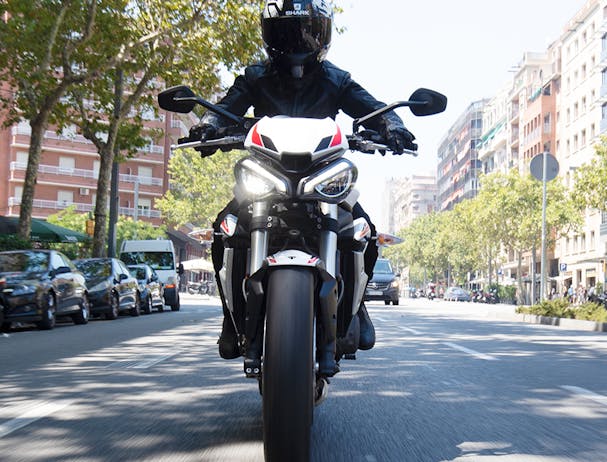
[487,309,607,333]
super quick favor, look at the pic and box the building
[436,99,487,211]
[384,175,437,233]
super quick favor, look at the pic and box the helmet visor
[262,16,331,55]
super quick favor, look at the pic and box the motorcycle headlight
[235,158,289,199]
[298,159,357,201]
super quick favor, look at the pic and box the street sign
[530,153,559,181]
[560,263,567,272]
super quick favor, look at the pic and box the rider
[191,0,417,360]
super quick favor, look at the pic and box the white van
[119,239,183,310]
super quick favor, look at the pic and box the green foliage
[156,149,245,228]
[574,302,607,323]
[116,217,166,252]
[573,136,607,211]
[515,299,607,322]
[0,235,32,251]
[516,298,575,318]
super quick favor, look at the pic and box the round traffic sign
[530,152,559,181]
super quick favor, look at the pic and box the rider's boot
[357,302,375,350]
[218,311,241,359]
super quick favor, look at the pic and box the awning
[181,258,214,272]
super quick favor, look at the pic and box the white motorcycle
[158,85,446,461]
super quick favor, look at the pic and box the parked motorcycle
[187,281,209,295]
[158,85,446,461]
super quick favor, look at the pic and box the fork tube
[250,201,269,274]
[319,202,338,277]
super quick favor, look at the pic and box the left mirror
[158,85,197,113]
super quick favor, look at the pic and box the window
[14,186,23,200]
[57,190,74,206]
[138,198,152,216]
[16,151,28,166]
[93,160,100,179]
[138,166,153,185]
[59,156,75,173]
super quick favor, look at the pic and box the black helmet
[262,0,333,78]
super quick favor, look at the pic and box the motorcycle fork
[243,201,339,378]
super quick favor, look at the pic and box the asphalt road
[0,295,606,462]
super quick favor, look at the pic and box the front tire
[72,295,90,325]
[263,268,315,462]
[37,292,56,330]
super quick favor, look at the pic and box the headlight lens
[235,158,288,198]
[299,159,357,200]
[390,280,399,289]
[315,169,354,198]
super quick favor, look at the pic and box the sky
[329,0,587,229]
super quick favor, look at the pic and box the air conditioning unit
[79,188,90,196]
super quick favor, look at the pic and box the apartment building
[384,174,438,233]
[554,0,606,291]
[0,90,207,260]
[442,0,607,293]
[436,99,487,211]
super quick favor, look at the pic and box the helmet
[262,0,333,78]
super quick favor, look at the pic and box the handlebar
[171,133,417,157]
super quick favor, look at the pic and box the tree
[0,0,131,240]
[573,136,607,211]
[61,0,263,256]
[156,149,245,228]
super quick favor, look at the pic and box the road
[0,295,606,462]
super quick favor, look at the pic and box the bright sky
[330,0,587,229]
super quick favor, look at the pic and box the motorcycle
[158,85,446,461]
[187,281,209,295]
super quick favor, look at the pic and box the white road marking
[129,352,180,369]
[561,386,607,407]
[443,342,498,361]
[0,400,73,438]
[400,326,423,335]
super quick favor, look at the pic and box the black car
[364,258,400,306]
[0,250,90,330]
[127,264,164,314]
[74,258,140,319]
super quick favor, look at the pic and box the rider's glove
[187,123,218,158]
[386,126,417,154]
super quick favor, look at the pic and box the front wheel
[37,292,56,330]
[263,268,315,462]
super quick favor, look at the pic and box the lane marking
[400,326,423,335]
[374,317,423,335]
[0,400,73,439]
[107,351,181,369]
[443,342,498,361]
[561,386,607,407]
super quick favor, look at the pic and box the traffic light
[86,219,95,236]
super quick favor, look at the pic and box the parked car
[127,264,164,314]
[364,258,400,305]
[0,250,89,330]
[444,286,471,302]
[74,258,140,319]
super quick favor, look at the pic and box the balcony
[8,197,162,218]
[10,162,163,187]
[10,125,164,155]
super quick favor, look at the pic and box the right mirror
[408,88,448,116]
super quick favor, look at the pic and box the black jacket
[201,60,405,135]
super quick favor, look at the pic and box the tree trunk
[91,145,115,257]
[517,250,524,305]
[18,113,50,240]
